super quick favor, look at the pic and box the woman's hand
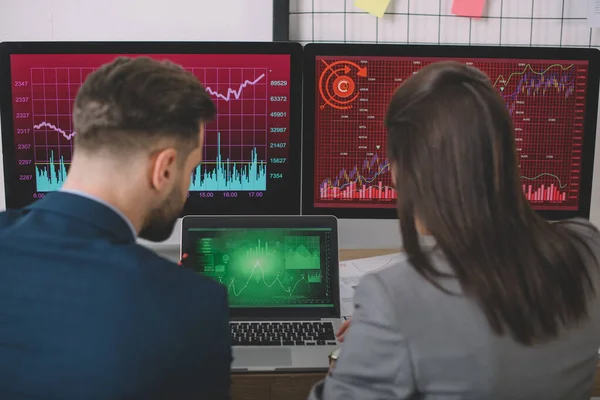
[336,318,352,342]
[328,357,337,375]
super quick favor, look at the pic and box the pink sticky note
[451,0,486,18]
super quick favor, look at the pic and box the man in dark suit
[0,57,231,399]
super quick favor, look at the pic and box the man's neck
[61,179,142,236]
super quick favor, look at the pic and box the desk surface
[231,248,600,400]
[338,248,400,261]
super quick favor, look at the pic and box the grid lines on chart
[30,65,271,192]
[313,57,585,210]
[314,58,396,209]
[191,67,269,165]
[29,66,270,165]
[31,67,91,168]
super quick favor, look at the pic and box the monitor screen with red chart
[0,42,303,216]
[302,44,600,220]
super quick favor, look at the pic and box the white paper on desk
[339,253,404,317]
[587,0,600,27]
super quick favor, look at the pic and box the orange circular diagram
[318,60,368,110]
[333,76,355,98]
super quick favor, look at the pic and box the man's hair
[385,61,598,345]
[72,56,216,155]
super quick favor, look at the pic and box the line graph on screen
[192,232,327,306]
[226,260,309,298]
[30,66,269,192]
[314,57,586,211]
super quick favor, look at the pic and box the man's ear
[149,148,178,191]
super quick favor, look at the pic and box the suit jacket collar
[27,191,136,244]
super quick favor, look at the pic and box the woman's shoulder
[554,217,598,229]
[360,250,461,305]
[553,217,600,244]
[365,253,419,287]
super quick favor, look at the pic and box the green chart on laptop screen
[187,228,335,308]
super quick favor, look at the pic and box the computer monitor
[0,41,302,215]
[180,215,339,319]
[302,44,600,220]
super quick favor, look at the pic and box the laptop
[180,215,342,371]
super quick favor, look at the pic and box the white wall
[0,0,273,42]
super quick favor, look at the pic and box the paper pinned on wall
[587,0,600,27]
[451,0,486,18]
[354,0,392,18]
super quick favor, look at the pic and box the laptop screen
[185,227,336,309]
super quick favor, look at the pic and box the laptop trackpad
[233,348,293,367]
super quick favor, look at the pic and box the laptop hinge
[230,316,326,322]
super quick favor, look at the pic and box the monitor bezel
[301,43,600,220]
[180,215,341,319]
[0,41,304,215]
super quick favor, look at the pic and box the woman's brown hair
[385,61,598,345]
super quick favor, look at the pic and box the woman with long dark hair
[308,61,600,400]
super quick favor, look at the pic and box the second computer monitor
[302,44,600,220]
[0,41,302,215]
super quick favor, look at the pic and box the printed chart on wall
[186,227,335,308]
[314,56,588,212]
[8,53,296,214]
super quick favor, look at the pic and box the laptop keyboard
[230,321,337,346]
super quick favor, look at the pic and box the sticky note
[451,0,486,18]
[355,0,391,18]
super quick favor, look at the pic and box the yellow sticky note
[354,0,391,18]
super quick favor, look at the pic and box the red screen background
[9,53,291,202]
[314,56,588,211]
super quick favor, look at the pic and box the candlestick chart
[313,56,588,211]
[319,153,396,202]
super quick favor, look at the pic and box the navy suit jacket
[0,192,232,400]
